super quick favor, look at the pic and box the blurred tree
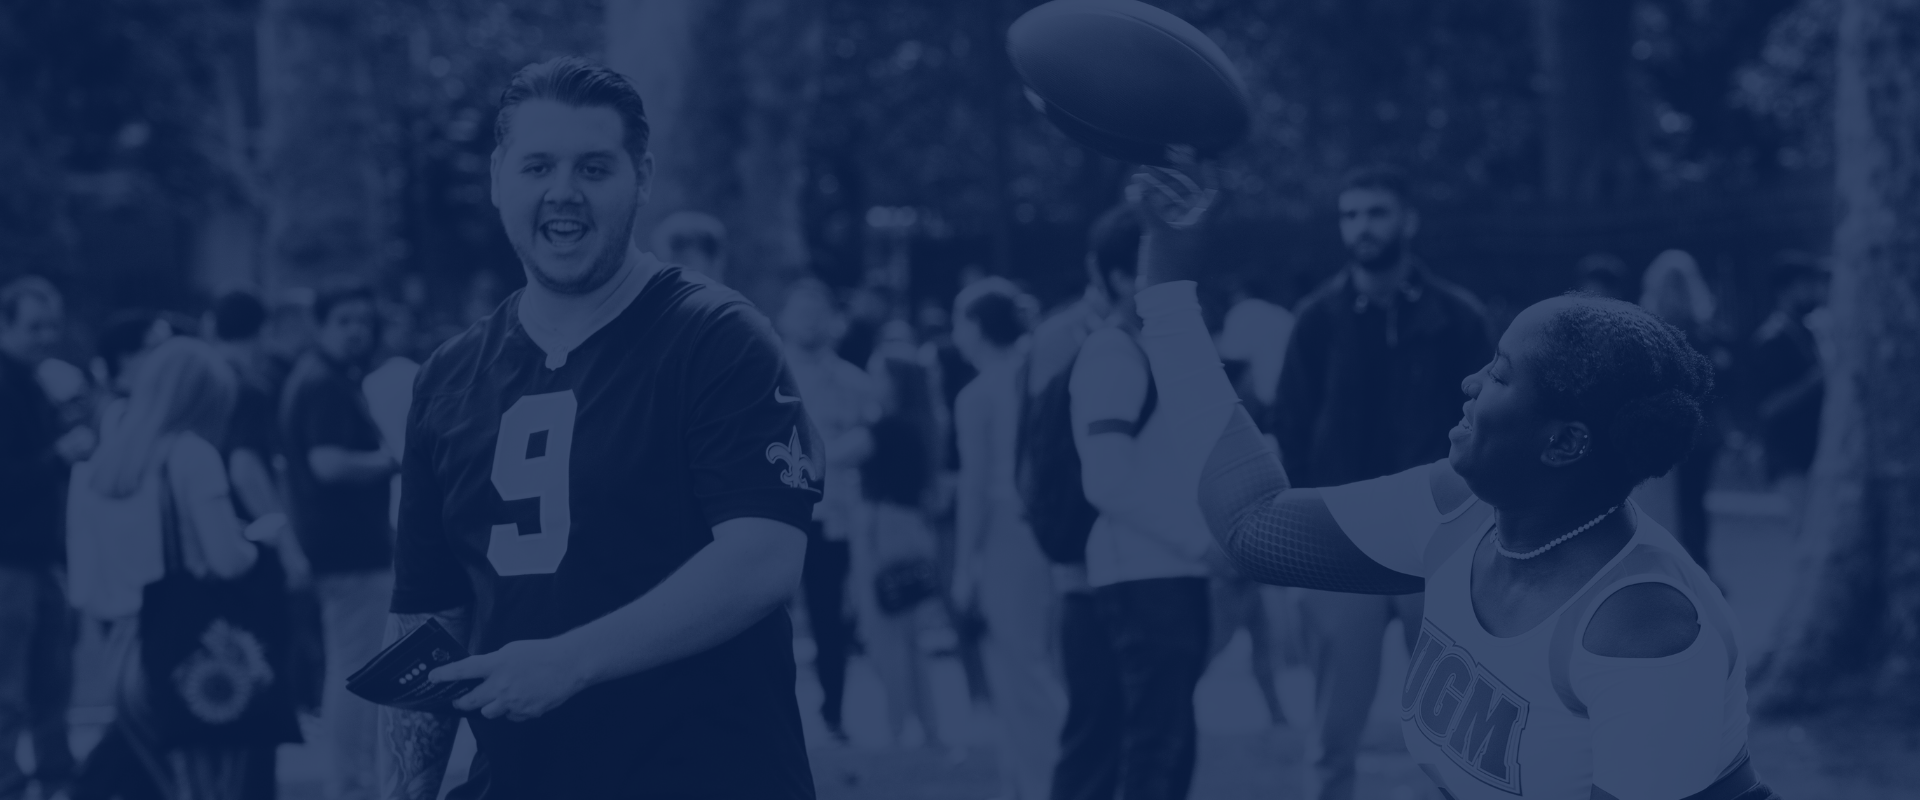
[1535,0,1641,201]
[259,0,387,288]
[1755,0,1920,716]
[0,0,255,313]
[1639,0,1806,186]
[606,0,696,231]
[1730,0,1838,175]
[360,0,605,312]
[608,0,822,309]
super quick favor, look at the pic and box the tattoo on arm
[379,608,471,800]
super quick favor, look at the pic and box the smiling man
[379,58,822,799]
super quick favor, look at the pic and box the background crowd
[0,161,1835,799]
[3,0,1917,798]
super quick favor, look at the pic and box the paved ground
[42,487,1920,799]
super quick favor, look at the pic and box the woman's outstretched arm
[1126,164,1423,595]
[1133,280,1424,594]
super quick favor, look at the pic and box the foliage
[0,0,253,290]
[798,0,1827,305]
[0,0,1843,315]
[1730,0,1838,174]
[359,0,605,300]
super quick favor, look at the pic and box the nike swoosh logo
[775,389,802,404]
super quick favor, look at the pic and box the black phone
[344,618,480,715]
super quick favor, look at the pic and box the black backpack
[1014,342,1157,566]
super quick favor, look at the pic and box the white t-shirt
[66,402,163,618]
[1071,327,1212,588]
[69,432,258,616]
[1324,466,1751,800]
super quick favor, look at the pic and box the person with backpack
[1055,207,1216,800]
[950,277,1057,800]
[78,336,302,799]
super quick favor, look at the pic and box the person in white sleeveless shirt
[1087,162,1779,800]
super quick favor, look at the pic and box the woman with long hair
[852,319,949,749]
[1109,165,1780,800]
[951,278,1060,800]
[76,336,275,800]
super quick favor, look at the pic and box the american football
[1007,0,1253,165]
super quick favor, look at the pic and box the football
[1007,0,1252,166]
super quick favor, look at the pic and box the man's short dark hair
[1089,204,1142,279]
[653,211,726,261]
[1340,164,1413,207]
[1769,251,1828,293]
[1577,253,1630,294]
[212,290,268,342]
[97,310,161,379]
[0,276,61,324]
[313,281,377,326]
[963,289,1029,349]
[496,57,651,170]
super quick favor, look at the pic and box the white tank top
[1326,466,1752,800]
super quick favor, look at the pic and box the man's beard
[517,211,637,296]
[1349,235,1405,272]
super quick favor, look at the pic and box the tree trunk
[195,38,266,293]
[1534,0,1641,201]
[257,0,386,290]
[1754,0,1920,717]
[606,0,698,234]
[607,0,822,309]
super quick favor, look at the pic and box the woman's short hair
[1534,294,1716,493]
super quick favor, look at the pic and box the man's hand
[245,513,312,590]
[433,638,592,722]
[1127,152,1220,287]
[55,426,97,464]
[382,610,470,800]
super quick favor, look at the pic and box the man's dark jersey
[393,264,823,799]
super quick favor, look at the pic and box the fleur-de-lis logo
[766,427,819,492]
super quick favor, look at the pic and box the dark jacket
[0,353,68,566]
[280,350,393,575]
[1750,311,1823,479]
[1271,263,1493,488]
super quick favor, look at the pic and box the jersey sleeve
[1576,618,1733,799]
[390,372,473,615]
[684,303,824,531]
[1318,464,1446,578]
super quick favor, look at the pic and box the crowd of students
[0,277,423,800]
[0,161,1831,800]
[764,164,1831,800]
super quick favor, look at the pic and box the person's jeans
[1052,578,1210,800]
[801,523,853,732]
[1299,589,1424,800]
[316,569,393,800]
[0,564,76,800]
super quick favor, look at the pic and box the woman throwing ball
[1104,163,1779,800]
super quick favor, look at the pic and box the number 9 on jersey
[488,391,577,576]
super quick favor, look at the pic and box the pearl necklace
[1494,505,1621,560]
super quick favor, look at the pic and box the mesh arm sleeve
[1199,408,1424,593]
[1137,281,1423,595]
